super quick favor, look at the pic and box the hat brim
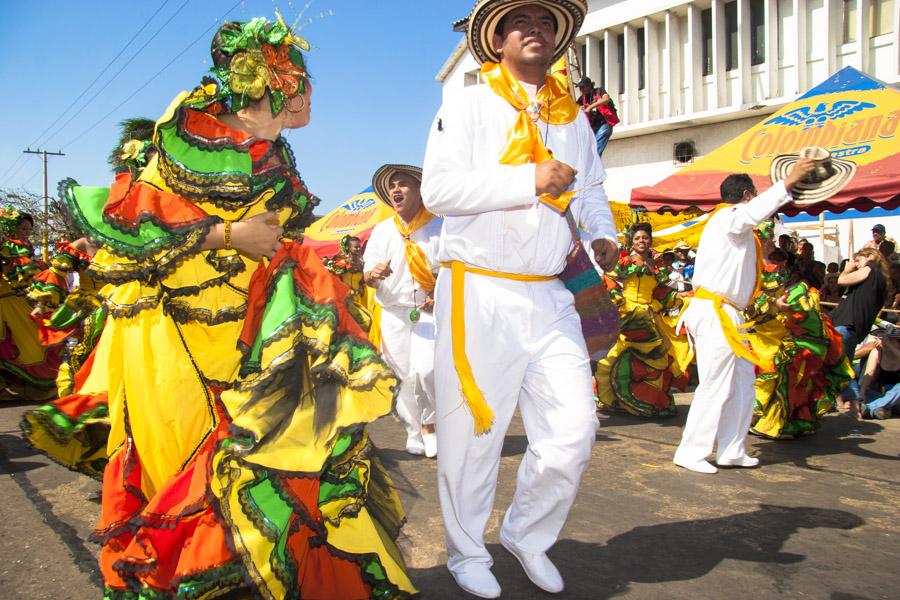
[372,164,423,207]
[769,154,857,206]
[466,0,587,65]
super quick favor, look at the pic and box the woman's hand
[231,213,284,261]
[202,212,284,261]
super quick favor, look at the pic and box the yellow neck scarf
[394,206,436,293]
[480,61,580,212]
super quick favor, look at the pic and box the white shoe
[673,458,718,474]
[450,564,501,599]
[500,533,564,594]
[717,456,759,468]
[406,433,425,456]
[423,432,437,458]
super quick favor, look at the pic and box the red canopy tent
[630,67,900,216]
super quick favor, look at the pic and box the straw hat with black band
[466,0,587,65]
[372,164,423,207]
[769,146,857,206]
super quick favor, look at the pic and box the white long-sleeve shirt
[421,83,617,276]
[691,182,793,309]
[363,216,443,310]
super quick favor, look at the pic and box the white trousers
[674,298,756,464]
[433,272,598,574]
[379,305,436,439]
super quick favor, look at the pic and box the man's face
[492,5,556,71]
[873,229,885,244]
[388,173,422,217]
[578,84,592,95]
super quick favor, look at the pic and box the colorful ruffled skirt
[595,302,689,418]
[88,242,415,599]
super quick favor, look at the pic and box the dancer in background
[595,222,691,418]
[364,164,441,458]
[673,161,814,474]
[0,209,61,400]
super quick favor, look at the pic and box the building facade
[436,0,900,204]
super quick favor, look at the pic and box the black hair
[630,222,652,240]
[720,174,757,204]
[16,213,34,227]
[768,248,788,262]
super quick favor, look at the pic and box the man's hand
[231,212,284,261]
[536,160,576,198]
[591,238,619,271]
[783,157,817,190]
[419,294,435,314]
[365,262,392,287]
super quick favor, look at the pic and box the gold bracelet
[223,221,233,251]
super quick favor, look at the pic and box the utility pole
[23,148,65,260]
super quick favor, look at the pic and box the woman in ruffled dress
[748,261,853,439]
[595,222,692,417]
[0,210,62,400]
[24,18,415,599]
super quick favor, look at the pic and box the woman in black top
[830,248,890,417]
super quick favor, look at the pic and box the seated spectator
[857,333,900,419]
[822,273,843,304]
[778,234,797,267]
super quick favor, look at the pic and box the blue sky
[0,0,470,214]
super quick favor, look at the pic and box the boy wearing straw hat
[673,162,816,475]
[421,1,618,597]
[364,164,442,458]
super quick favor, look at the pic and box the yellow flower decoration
[120,139,146,162]
[184,82,218,104]
[230,49,270,100]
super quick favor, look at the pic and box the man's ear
[492,32,504,55]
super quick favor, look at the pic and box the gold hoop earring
[285,95,306,113]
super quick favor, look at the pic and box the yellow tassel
[450,262,494,435]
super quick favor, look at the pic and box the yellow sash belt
[441,260,556,434]
[693,288,772,371]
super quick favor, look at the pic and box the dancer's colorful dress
[750,281,853,438]
[22,18,416,598]
[0,234,61,394]
[22,247,111,478]
[595,255,692,417]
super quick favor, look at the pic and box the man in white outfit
[421,1,618,597]
[673,163,815,475]
[363,164,442,458]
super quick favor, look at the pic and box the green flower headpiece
[184,15,310,117]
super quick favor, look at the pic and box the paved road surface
[1,394,897,599]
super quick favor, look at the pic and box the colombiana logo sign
[741,100,899,163]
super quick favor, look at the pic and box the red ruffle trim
[238,240,367,352]
[102,172,212,232]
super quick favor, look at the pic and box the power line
[62,0,245,151]
[28,0,175,150]
[41,0,192,147]
[0,155,27,186]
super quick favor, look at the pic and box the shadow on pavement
[0,432,46,474]
[408,504,863,599]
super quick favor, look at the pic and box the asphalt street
[1,393,897,599]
